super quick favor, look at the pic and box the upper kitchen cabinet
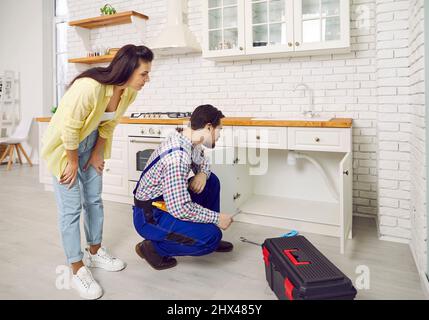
[294,0,350,52]
[202,0,350,61]
[203,0,246,59]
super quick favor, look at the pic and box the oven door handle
[129,137,163,144]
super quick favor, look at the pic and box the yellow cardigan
[41,77,137,179]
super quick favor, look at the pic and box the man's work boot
[135,240,177,270]
[215,240,234,253]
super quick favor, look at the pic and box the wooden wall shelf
[68,54,115,64]
[69,11,148,29]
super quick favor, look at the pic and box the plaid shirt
[134,131,219,224]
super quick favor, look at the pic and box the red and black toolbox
[262,235,357,300]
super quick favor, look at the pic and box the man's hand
[189,172,207,194]
[83,151,105,174]
[59,161,79,189]
[218,213,233,230]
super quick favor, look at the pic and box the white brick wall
[66,0,425,255]
[376,0,412,242]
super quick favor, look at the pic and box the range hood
[149,0,201,55]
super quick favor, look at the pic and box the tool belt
[134,197,156,224]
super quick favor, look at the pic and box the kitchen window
[54,0,68,105]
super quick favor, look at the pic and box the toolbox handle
[284,249,311,266]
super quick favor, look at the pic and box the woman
[41,44,153,299]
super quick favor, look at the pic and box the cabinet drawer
[288,128,351,152]
[236,127,287,149]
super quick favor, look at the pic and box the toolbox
[262,235,357,300]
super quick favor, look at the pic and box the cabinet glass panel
[322,0,340,16]
[322,16,340,40]
[251,0,288,48]
[223,6,237,28]
[209,0,221,8]
[209,8,222,29]
[224,28,239,49]
[208,0,239,51]
[253,25,268,46]
[301,0,341,43]
[209,30,223,50]
[252,1,268,24]
[269,22,287,45]
[269,0,285,22]
[303,0,320,19]
[223,0,237,5]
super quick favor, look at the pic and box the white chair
[0,117,33,170]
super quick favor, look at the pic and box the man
[132,104,234,270]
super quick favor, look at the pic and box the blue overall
[132,148,222,257]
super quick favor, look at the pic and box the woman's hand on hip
[84,151,105,174]
[60,161,79,189]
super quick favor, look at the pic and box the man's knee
[203,224,222,251]
[207,173,220,192]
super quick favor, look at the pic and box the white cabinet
[211,125,353,254]
[288,127,351,152]
[293,0,350,52]
[203,0,246,59]
[203,0,350,60]
[206,146,252,214]
[102,124,129,198]
[236,126,288,149]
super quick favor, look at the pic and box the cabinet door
[245,0,295,54]
[293,0,350,52]
[339,151,352,254]
[203,0,246,58]
[103,139,128,196]
[205,146,237,214]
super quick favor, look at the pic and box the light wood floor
[0,164,426,300]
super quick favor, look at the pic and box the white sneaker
[84,246,126,272]
[72,266,103,300]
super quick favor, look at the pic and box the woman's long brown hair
[70,44,153,87]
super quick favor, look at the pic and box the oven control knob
[149,128,155,134]
[140,128,145,134]
[157,129,161,135]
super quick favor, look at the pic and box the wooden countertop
[35,117,352,128]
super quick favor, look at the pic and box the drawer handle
[288,42,293,47]
[256,135,261,140]
[295,42,300,46]
[106,168,110,172]
[233,193,241,200]
[343,170,349,176]
[314,137,320,142]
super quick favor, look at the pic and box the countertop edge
[35,117,353,128]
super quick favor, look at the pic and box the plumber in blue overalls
[132,104,234,270]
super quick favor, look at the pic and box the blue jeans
[52,130,103,264]
[133,173,222,257]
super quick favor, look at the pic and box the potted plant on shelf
[100,4,117,15]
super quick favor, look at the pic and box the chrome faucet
[293,82,315,118]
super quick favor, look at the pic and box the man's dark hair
[190,104,225,130]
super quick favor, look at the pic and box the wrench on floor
[239,237,262,246]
